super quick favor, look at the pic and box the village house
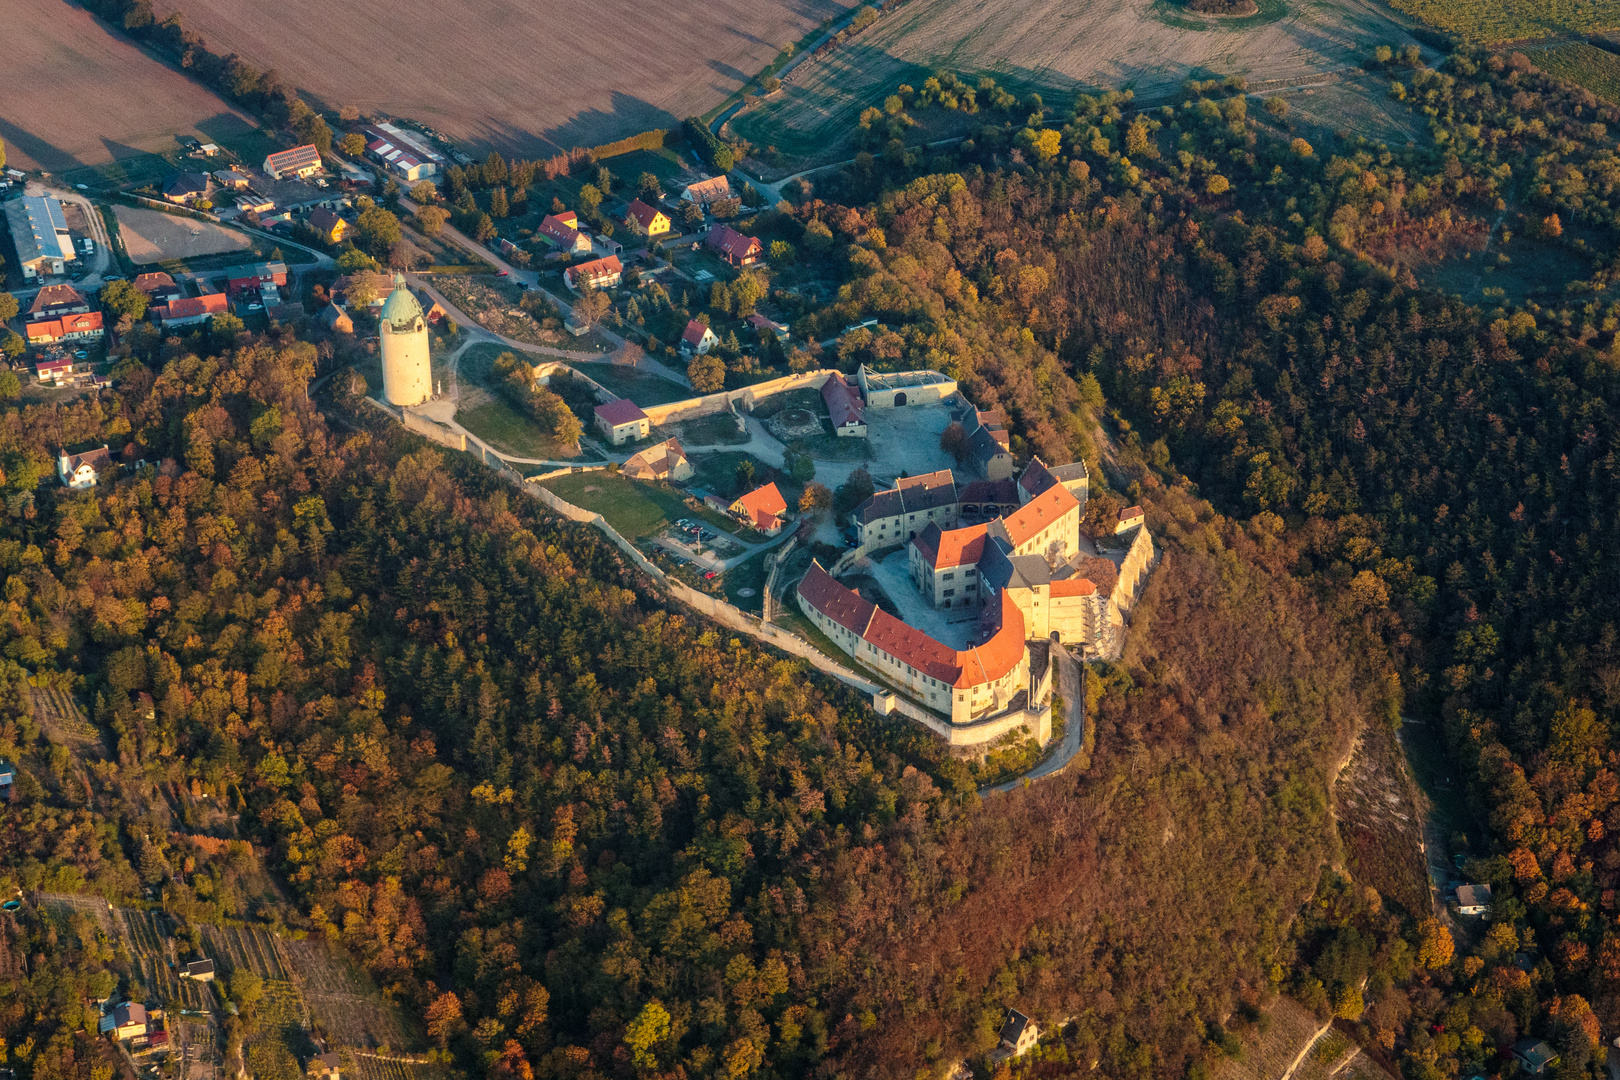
[820,371,866,436]
[0,757,14,803]
[319,304,354,334]
[1453,883,1491,916]
[307,207,349,244]
[133,272,183,303]
[28,311,105,345]
[538,212,593,254]
[263,144,323,180]
[160,172,210,204]
[623,198,671,237]
[622,438,692,482]
[745,313,789,343]
[35,357,74,386]
[680,319,719,357]
[1513,1040,1558,1077]
[180,959,216,982]
[730,482,788,535]
[681,176,732,207]
[564,255,623,291]
[212,169,252,190]
[999,1011,1039,1058]
[110,1002,148,1041]
[309,1053,342,1080]
[29,284,91,320]
[227,261,289,296]
[593,398,651,446]
[154,293,229,327]
[706,224,762,267]
[59,445,113,489]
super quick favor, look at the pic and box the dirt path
[980,645,1089,795]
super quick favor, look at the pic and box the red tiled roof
[912,521,989,570]
[594,398,648,426]
[567,255,621,285]
[732,482,787,529]
[820,371,864,428]
[1049,578,1097,597]
[265,144,321,173]
[29,284,87,314]
[797,562,876,636]
[998,483,1079,548]
[682,319,713,346]
[540,213,582,244]
[863,607,960,683]
[953,592,1027,689]
[133,272,176,295]
[28,311,103,340]
[624,199,664,228]
[1119,505,1145,520]
[706,224,761,261]
[159,293,229,321]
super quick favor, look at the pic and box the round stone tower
[379,273,431,407]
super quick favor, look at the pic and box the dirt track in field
[158,0,857,156]
[732,0,1428,162]
[0,1,259,171]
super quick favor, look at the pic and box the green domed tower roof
[379,273,424,330]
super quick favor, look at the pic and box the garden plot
[279,937,417,1051]
[36,891,115,937]
[29,685,104,755]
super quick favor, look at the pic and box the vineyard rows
[279,938,415,1050]
[1524,42,1620,104]
[355,1057,449,1080]
[1384,0,1620,44]
[203,923,290,981]
[36,891,115,937]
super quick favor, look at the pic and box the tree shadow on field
[458,92,682,159]
[0,117,88,174]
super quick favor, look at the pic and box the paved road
[981,645,1088,796]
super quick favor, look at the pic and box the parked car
[699,530,715,541]
[703,571,718,580]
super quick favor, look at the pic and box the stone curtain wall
[402,408,467,451]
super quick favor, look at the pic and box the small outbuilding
[181,959,216,982]
[593,398,651,446]
[1453,883,1492,916]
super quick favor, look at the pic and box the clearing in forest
[2,1,260,173]
[159,0,854,155]
[730,0,1427,168]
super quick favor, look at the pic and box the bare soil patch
[160,0,857,155]
[1,1,259,172]
[732,0,1428,165]
[114,204,254,264]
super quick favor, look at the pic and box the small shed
[181,958,216,982]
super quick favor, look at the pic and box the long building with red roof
[796,561,1030,723]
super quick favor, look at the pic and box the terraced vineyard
[1522,42,1620,103]
[1385,0,1620,42]
[279,937,416,1050]
[120,908,215,1011]
[203,923,292,981]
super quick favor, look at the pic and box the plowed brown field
[2,1,258,172]
[159,0,856,155]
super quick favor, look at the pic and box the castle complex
[799,454,1155,727]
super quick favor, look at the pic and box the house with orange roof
[909,522,989,608]
[680,319,719,357]
[987,482,1080,563]
[706,225,762,267]
[729,482,788,534]
[27,310,104,344]
[153,293,229,327]
[623,199,671,237]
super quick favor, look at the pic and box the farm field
[730,0,1427,166]
[159,0,857,155]
[113,205,255,265]
[1386,0,1620,42]
[3,0,260,173]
